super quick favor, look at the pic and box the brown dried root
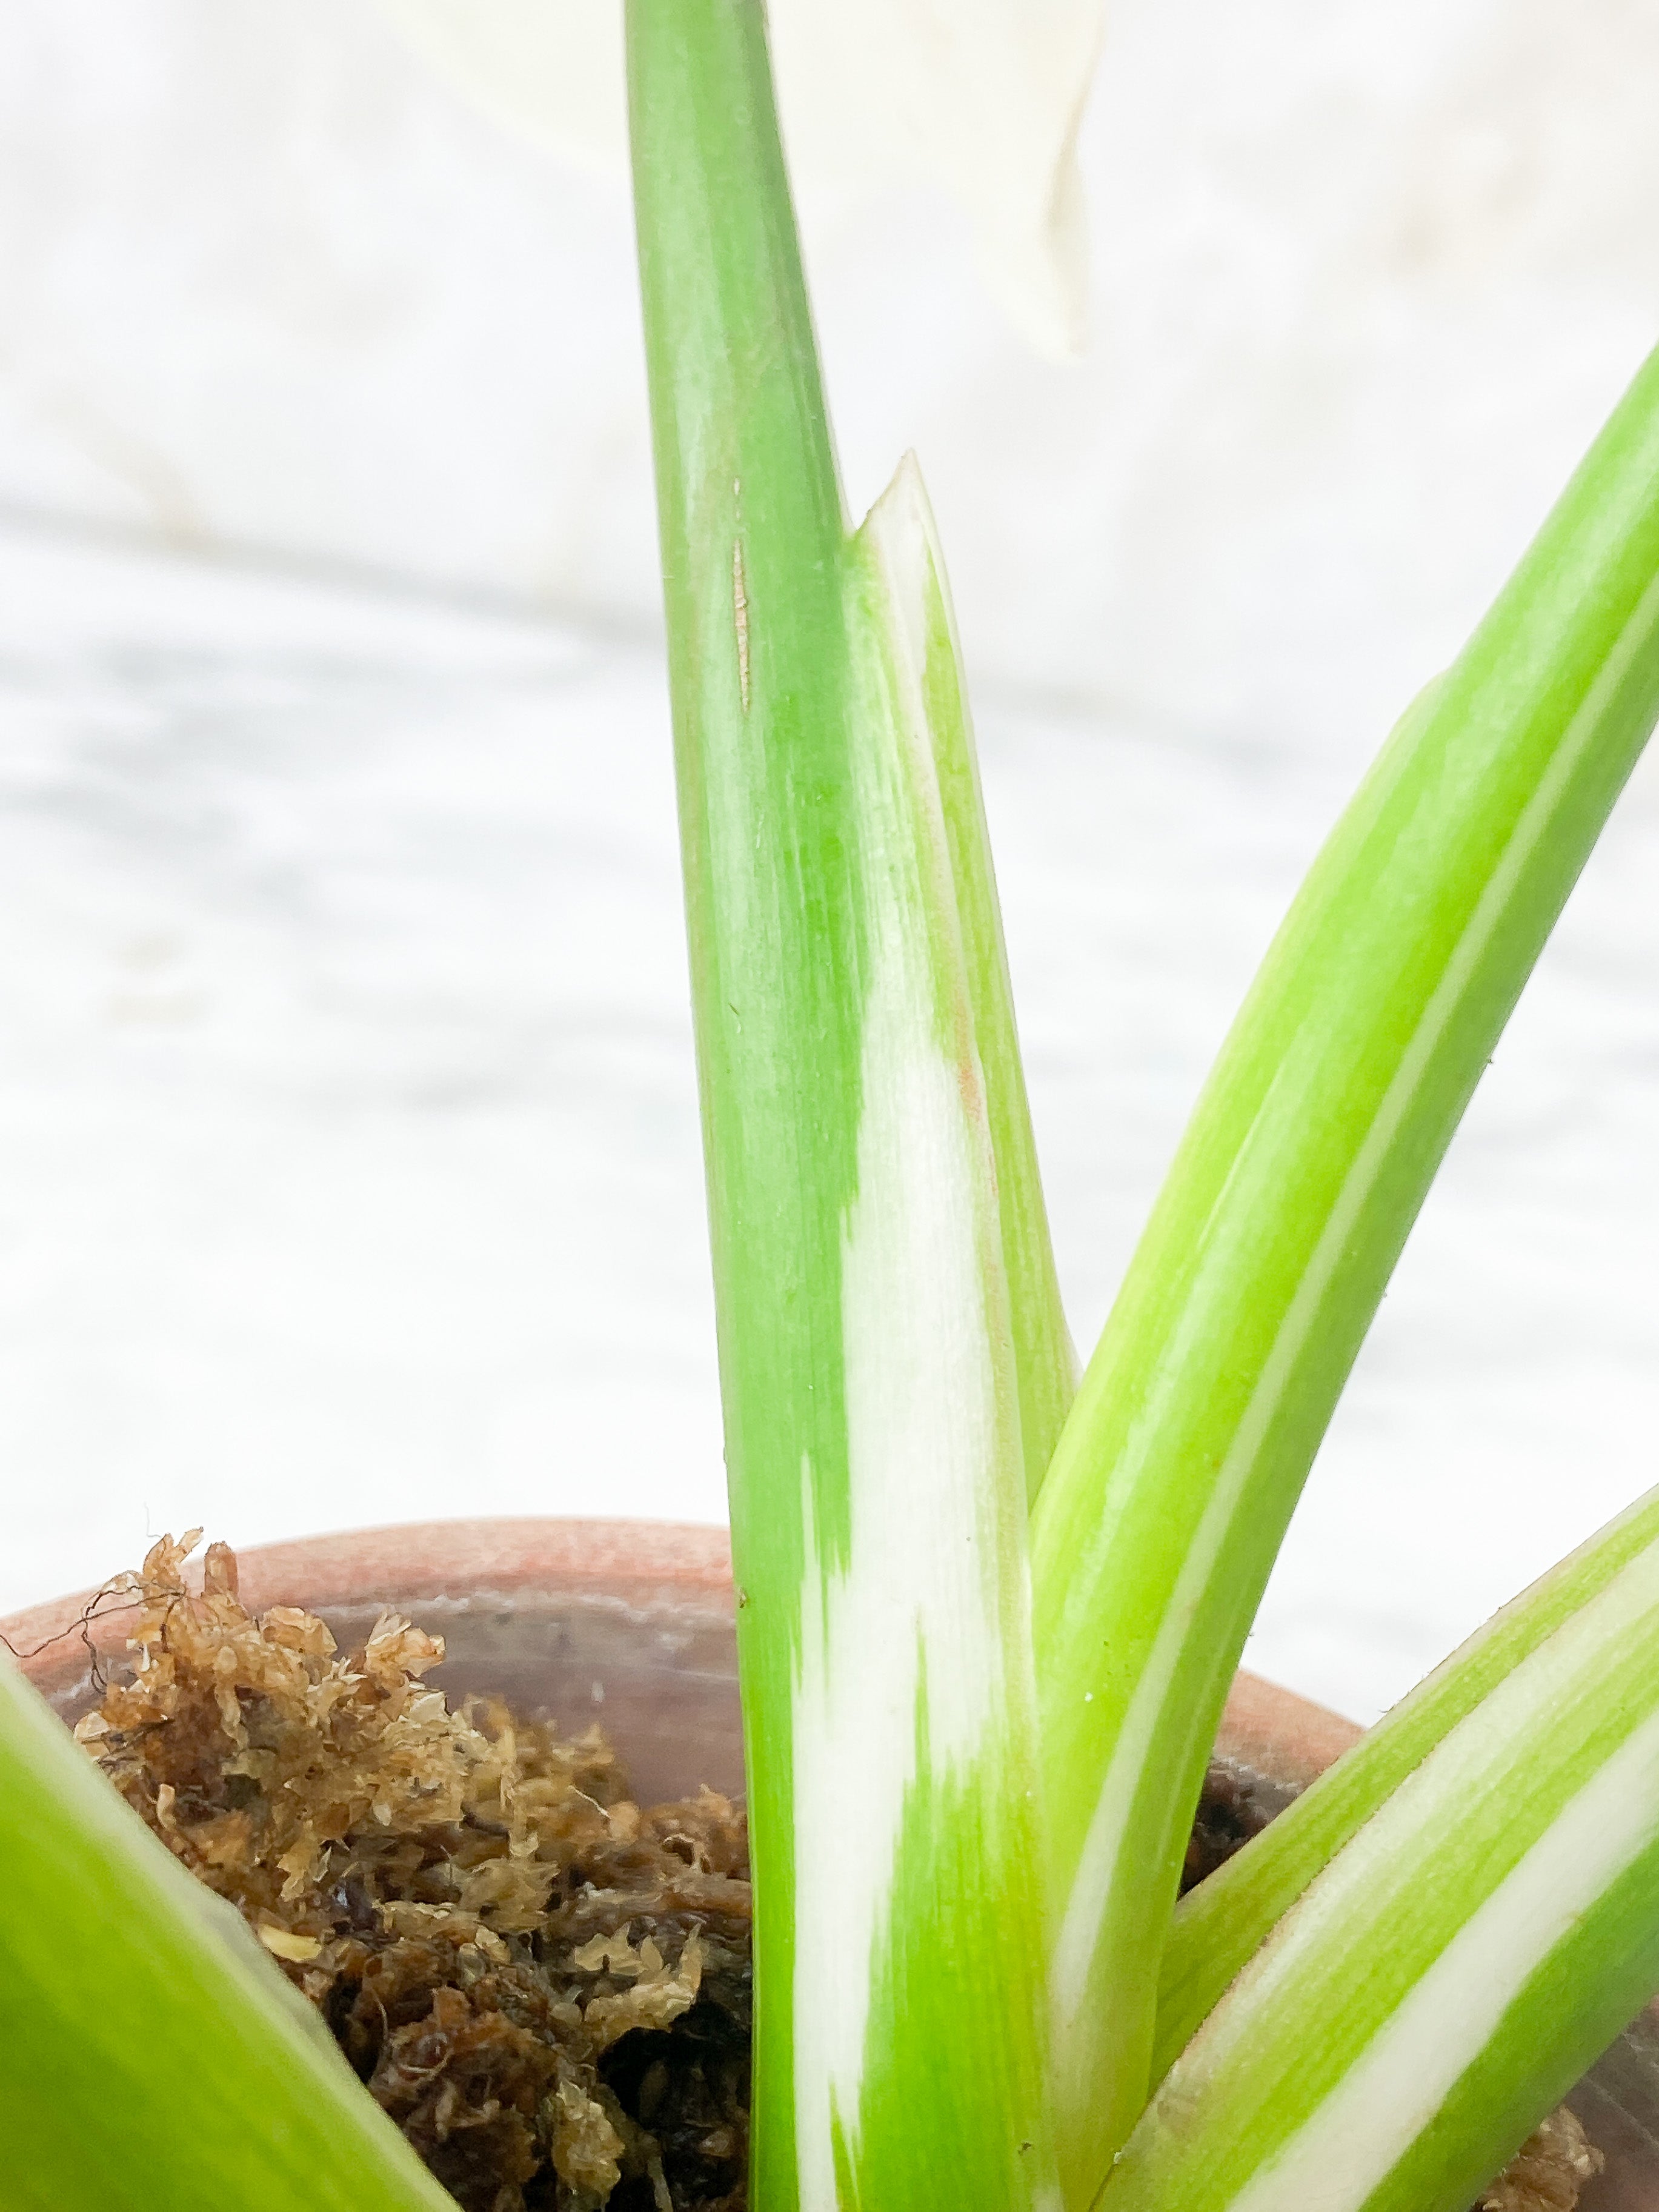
[1480,2107,1604,2212]
[78,1534,750,2212]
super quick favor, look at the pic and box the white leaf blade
[366,0,1105,353]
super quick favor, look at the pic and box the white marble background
[1,2,1658,1724]
[7,0,1659,741]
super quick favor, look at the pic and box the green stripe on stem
[628,10,1057,2208]
[0,1655,453,2212]
[1155,1480,1659,2081]
[1029,338,1659,2204]
[628,12,849,2190]
[1102,1520,1659,2212]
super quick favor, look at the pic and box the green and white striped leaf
[788,459,1058,2212]
[628,8,1061,2208]
[1029,336,1659,2204]
[1155,1479,1659,2083]
[0,1653,454,2212]
[1102,1512,1659,2212]
[865,456,1076,1503]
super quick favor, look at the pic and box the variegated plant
[8,4,1659,2210]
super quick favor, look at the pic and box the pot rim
[1,1513,1354,1781]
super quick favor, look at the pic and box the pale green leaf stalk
[1102,1512,1659,2212]
[628,7,1061,2211]
[1030,337,1659,2205]
[0,1653,454,2212]
[876,454,1077,1500]
[1155,1478,1659,2082]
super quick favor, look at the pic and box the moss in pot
[12,3,1659,2208]
[67,1535,751,2212]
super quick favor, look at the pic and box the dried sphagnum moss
[76,1534,750,2212]
[1479,2108,1604,2212]
[72,1534,1603,2212]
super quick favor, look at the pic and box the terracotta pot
[5,1516,1655,2207]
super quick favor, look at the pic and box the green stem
[629,10,845,2187]
[1030,339,1659,2202]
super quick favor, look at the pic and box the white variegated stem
[630,10,1060,2205]
[782,464,1060,2212]
[1156,1479,1659,2082]
[1102,1522,1659,2212]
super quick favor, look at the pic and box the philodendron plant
[7,5,1659,2210]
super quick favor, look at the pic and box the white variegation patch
[788,476,1030,2208]
[790,928,1011,2210]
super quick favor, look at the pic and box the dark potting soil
[1179,1756,1277,1892]
[76,1537,1596,2212]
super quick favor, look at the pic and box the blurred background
[2,0,1658,1724]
